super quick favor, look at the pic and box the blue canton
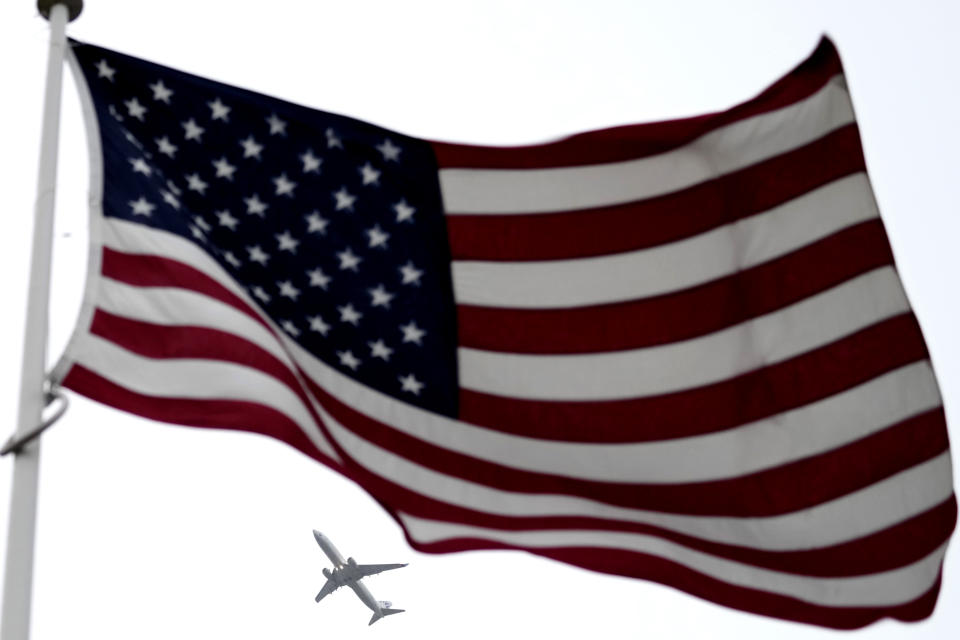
[72,41,459,417]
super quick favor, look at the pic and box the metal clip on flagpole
[1,2,82,640]
[0,387,69,457]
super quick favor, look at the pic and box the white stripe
[321,398,953,550]
[398,513,946,607]
[71,333,339,462]
[460,267,908,401]
[440,75,853,214]
[96,277,290,365]
[101,217,253,302]
[73,222,942,484]
[298,345,940,483]
[451,173,878,308]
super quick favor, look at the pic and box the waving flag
[55,37,954,628]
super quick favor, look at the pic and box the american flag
[54,37,955,628]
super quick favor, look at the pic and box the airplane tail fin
[368,608,404,626]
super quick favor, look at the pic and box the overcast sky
[1,1,958,638]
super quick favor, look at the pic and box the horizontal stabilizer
[369,608,404,626]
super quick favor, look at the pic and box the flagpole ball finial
[37,0,83,22]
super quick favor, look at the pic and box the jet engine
[347,557,357,567]
[322,568,332,579]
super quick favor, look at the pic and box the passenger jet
[312,530,407,625]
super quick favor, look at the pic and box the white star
[366,225,389,249]
[277,280,301,301]
[185,173,208,194]
[338,304,363,326]
[156,136,177,158]
[240,136,263,159]
[300,149,322,173]
[276,230,299,253]
[244,194,268,216]
[282,320,300,337]
[273,173,297,197]
[212,157,237,180]
[308,315,331,336]
[208,98,231,121]
[336,248,362,271]
[399,261,424,286]
[333,187,356,211]
[192,216,211,232]
[165,179,182,196]
[108,105,123,122]
[337,350,361,371]
[223,251,242,268]
[123,131,144,150]
[189,225,206,241]
[368,339,393,361]
[182,118,205,141]
[399,373,424,395]
[359,162,381,186]
[216,210,238,230]
[369,284,395,309]
[161,190,180,210]
[400,321,426,345]
[149,80,172,103]
[128,197,155,216]
[129,157,152,175]
[307,267,331,289]
[125,97,147,121]
[251,286,271,303]
[266,113,287,135]
[394,199,416,223]
[325,127,343,149]
[305,211,329,234]
[96,59,116,81]
[247,245,270,265]
[376,138,402,162]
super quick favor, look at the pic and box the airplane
[312,530,407,625]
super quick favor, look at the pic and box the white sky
[1,1,958,638]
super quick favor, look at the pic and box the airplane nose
[313,530,323,542]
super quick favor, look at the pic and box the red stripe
[89,309,299,393]
[61,364,340,471]
[415,538,944,629]
[73,309,948,518]
[85,309,351,463]
[459,314,929,441]
[101,248,267,329]
[359,473,956,628]
[72,369,948,628]
[355,438,956,576]
[308,368,948,516]
[71,313,950,516]
[409,498,957,578]
[432,38,843,169]
[447,125,864,259]
[288,418,955,577]
[459,221,891,354]
[212,388,950,577]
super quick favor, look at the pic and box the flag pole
[1,2,82,639]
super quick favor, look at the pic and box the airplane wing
[315,578,340,603]
[356,563,407,578]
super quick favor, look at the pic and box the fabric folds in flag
[55,37,955,628]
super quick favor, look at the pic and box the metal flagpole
[1,2,83,639]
